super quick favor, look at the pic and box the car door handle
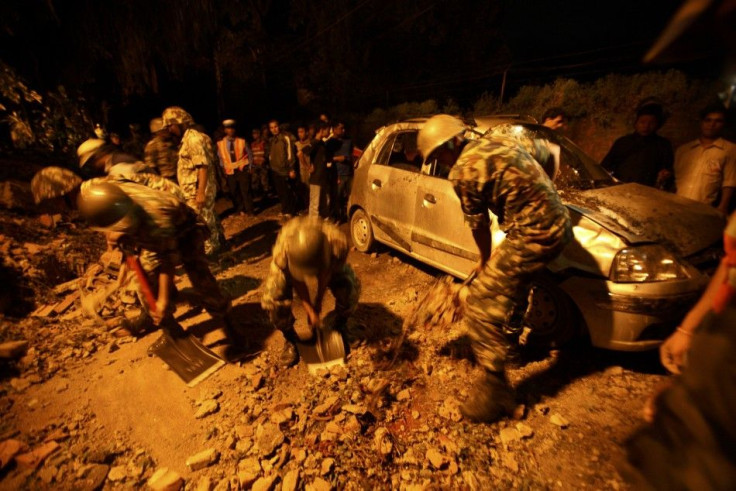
[372,179,382,189]
[424,193,436,204]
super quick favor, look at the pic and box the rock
[195,476,213,491]
[195,400,219,419]
[499,427,520,445]
[307,477,333,491]
[237,457,262,488]
[76,463,109,491]
[186,448,220,471]
[270,407,293,425]
[235,437,253,454]
[9,377,32,392]
[38,465,57,484]
[426,448,447,469]
[512,404,527,420]
[549,414,569,428]
[252,374,265,390]
[343,415,361,435]
[341,404,367,415]
[282,469,300,491]
[256,423,285,456]
[516,423,534,439]
[535,404,550,415]
[320,457,335,475]
[373,428,393,457]
[396,389,411,402]
[502,453,519,472]
[252,474,278,491]
[314,396,339,415]
[14,440,59,470]
[605,366,625,377]
[0,439,26,470]
[107,464,127,482]
[147,467,184,490]
[438,397,463,422]
[0,340,28,360]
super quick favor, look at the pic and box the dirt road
[0,201,667,490]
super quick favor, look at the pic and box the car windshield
[486,124,616,191]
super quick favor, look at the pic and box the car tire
[524,275,582,349]
[350,208,375,252]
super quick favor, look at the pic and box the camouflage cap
[31,166,83,204]
[161,106,194,128]
[286,219,331,282]
[149,117,164,134]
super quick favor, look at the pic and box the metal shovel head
[149,330,225,387]
[297,326,346,375]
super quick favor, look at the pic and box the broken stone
[502,453,519,472]
[0,340,29,360]
[107,464,127,482]
[270,407,293,425]
[396,389,411,402]
[516,423,534,439]
[147,467,184,490]
[282,469,300,491]
[252,374,265,390]
[195,476,213,491]
[307,477,333,491]
[10,377,32,393]
[252,474,278,491]
[320,458,335,475]
[549,414,569,428]
[314,395,339,415]
[256,423,285,456]
[438,397,463,422]
[426,448,448,469]
[341,404,367,415]
[499,427,520,446]
[605,366,625,377]
[186,448,220,471]
[373,428,393,457]
[237,457,262,488]
[38,464,57,484]
[512,404,527,420]
[76,463,109,491]
[14,440,59,470]
[0,439,26,470]
[195,400,219,419]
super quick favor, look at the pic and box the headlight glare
[610,245,693,282]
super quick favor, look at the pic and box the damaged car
[348,117,725,351]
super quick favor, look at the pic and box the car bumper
[560,275,708,351]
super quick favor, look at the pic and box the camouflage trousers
[465,232,568,373]
[187,197,223,256]
[268,264,361,335]
[134,226,230,321]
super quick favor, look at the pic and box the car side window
[377,131,422,173]
[426,141,456,179]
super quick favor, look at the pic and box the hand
[151,297,169,326]
[195,195,205,212]
[659,328,692,374]
[289,170,296,180]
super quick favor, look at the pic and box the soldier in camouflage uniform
[161,106,223,256]
[418,115,572,423]
[144,118,179,182]
[261,216,360,366]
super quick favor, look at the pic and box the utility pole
[499,69,508,105]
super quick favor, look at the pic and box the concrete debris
[255,423,285,456]
[0,439,27,470]
[438,397,463,422]
[500,427,521,445]
[373,427,393,457]
[14,440,60,469]
[0,340,28,360]
[186,448,220,471]
[516,423,534,439]
[237,457,262,488]
[306,477,333,491]
[549,414,570,428]
[252,474,279,491]
[195,400,220,419]
[426,448,448,469]
[147,467,184,490]
[282,469,300,491]
[107,464,127,482]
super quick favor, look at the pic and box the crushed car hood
[560,183,725,257]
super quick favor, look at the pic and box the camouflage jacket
[261,217,349,313]
[448,134,570,243]
[177,128,218,204]
[144,134,178,179]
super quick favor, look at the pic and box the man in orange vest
[217,119,255,215]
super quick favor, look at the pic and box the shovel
[124,253,224,386]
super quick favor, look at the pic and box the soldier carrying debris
[417,115,572,423]
[77,137,156,178]
[261,216,360,367]
[30,167,245,360]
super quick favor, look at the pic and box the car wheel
[350,208,375,252]
[524,275,582,349]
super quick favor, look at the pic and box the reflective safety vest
[713,213,736,314]
[217,137,249,175]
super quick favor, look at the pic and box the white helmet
[417,114,466,159]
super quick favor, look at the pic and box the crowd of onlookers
[540,100,735,215]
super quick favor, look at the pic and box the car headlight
[610,245,694,283]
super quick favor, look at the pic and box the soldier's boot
[279,330,301,368]
[460,371,516,423]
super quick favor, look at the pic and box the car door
[411,145,478,277]
[364,130,419,252]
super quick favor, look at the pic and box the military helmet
[161,106,194,128]
[77,138,107,168]
[286,221,331,282]
[30,166,83,204]
[417,114,467,160]
[77,182,137,231]
[149,117,164,134]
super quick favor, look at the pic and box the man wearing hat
[144,117,179,183]
[77,138,154,179]
[261,216,360,367]
[161,106,223,256]
[217,119,255,216]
